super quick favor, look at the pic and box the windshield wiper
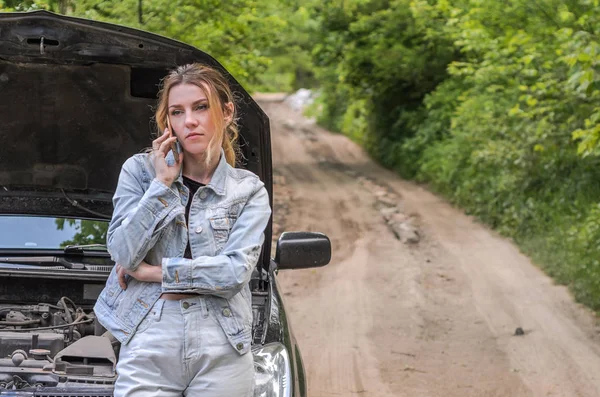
[0,256,84,269]
[63,244,107,255]
[0,245,109,266]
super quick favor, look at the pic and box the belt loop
[152,298,165,318]
[201,296,209,318]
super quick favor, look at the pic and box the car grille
[84,265,113,272]
[34,389,112,397]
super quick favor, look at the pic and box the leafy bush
[308,0,600,309]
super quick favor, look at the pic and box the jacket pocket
[101,272,124,309]
[209,216,232,252]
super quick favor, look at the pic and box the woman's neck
[182,150,221,185]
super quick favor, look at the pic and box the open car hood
[0,10,273,215]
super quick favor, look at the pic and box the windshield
[0,215,108,250]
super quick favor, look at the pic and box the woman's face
[167,83,220,158]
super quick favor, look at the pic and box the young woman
[94,63,271,397]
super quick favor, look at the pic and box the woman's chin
[182,144,209,157]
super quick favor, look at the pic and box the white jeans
[114,297,254,397]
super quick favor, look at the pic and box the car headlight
[252,342,291,397]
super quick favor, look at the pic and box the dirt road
[256,95,600,397]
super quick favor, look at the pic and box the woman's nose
[185,111,198,128]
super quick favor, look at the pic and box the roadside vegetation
[304,0,600,311]
[3,0,600,310]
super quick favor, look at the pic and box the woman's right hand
[152,129,183,187]
[116,261,162,289]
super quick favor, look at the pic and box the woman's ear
[223,102,235,125]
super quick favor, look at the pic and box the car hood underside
[0,11,271,210]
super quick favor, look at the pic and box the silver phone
[166,117,180,158]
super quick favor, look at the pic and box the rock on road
[256,94,600,397]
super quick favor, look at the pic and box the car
[0,10,331,397]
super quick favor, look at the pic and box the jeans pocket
[207,300,244,336]
[135,300,163,334]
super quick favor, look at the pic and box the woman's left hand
[116,261,162,290]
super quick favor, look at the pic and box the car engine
[0,297,116,390]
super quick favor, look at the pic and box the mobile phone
[166,116,180,158]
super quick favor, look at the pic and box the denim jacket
[94,150,271,355]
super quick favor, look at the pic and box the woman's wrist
[156,176,174,188]
[151,264,163,283]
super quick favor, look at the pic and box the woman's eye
[170,110,183,116]
[195,104,208,111]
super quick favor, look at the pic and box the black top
[183,176,205,259]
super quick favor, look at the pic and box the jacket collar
[206,149,228,196]
[174,148,227,196]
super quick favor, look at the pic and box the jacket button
[199,191,207,199]
[158,197,169,207]
[182,302,190,310]
[222,308,232,317]
[236,343,244,351]
[195,226,203,234]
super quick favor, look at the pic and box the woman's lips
[186,133,204,140]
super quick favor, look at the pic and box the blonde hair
[155,63,239,167]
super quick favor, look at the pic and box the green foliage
[308,0,600,310]
[252,3,320,92]
[308,0,456,176]
[1,0,68,13]
[567,204,600,301]
[55,219,108,247]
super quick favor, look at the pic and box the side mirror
[274,231,331,270]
